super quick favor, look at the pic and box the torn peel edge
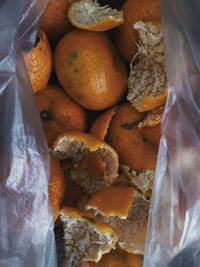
[134,88,168,112]
[68,0,124,32]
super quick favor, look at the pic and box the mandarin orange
[54,29,127,110]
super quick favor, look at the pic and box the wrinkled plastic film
[144,1,200,266]
[0,1,57,267]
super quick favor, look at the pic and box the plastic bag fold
[0,0,57,266]
[144,0,200,266]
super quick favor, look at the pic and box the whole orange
[35,84,87,146]
[54,29,127,110]
[106,102,157,172]
[114,0,160,63]
[40,0,72,44]
[24,31,52,93]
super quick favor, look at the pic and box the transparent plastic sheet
[144,0,200,266]
[0,0,57,267]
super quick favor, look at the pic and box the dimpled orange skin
[88,249,142,267]
[35,84,87,146]
[139,124,161,149]
[54,29,127,110]
[40,0,72,44]
[25,31,52,93]
[49,156,65,221]
[106,102,157,172]
[114,0,160,63]
[89,106,117,140]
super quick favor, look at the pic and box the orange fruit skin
[61,175,84,207]
[35,84,87,146]
[49,156,65,221]
[54,29,127,110]
[139,124,161,149]
[137,89,168,112]
[89,106,117,140]
[88,249,142,267]
[114,0,160,63]
[40,0,72,44]
[25,31,52,93]
[106,102,157,172]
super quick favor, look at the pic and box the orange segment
[68,0,124,32]
[89,106,117,140]
[86,186,135,218]
[24,31,52,93]
[88,249,142,267]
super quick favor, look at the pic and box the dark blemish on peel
[143,137,148,143]
[74,68,79,73]
[68,52,79,61]
[121,119,142,130]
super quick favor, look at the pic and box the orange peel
[52,132,119,194]
[68,0,124,32]
[127,21,167,112]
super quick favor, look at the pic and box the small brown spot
[74,68,79,73]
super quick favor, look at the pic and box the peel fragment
[127,21,167,112]
[68,0,124,32]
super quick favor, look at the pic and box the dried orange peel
[138,105,164,129]
[138,105,164,148]
[88,248,142,267]
[86,188,149,255]
[24,31,52,93]
[119,165,155,200]
[52,132,119,194]
[86,186,135,219]
[89,106,117,140]
[60,207,118,266]
[48,156,65,221]
[127,21,167,112]
[68,0,124,32]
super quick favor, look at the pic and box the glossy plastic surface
[0,1,57,267]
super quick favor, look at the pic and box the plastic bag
[0,0,57,266]
[144,0,200,266]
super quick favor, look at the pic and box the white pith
[87,192,150,254]
[127,21,167,109]
[138,105,164,129]
[52,137,118,194]
[68,0,123,26]
[60,211,117,266]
